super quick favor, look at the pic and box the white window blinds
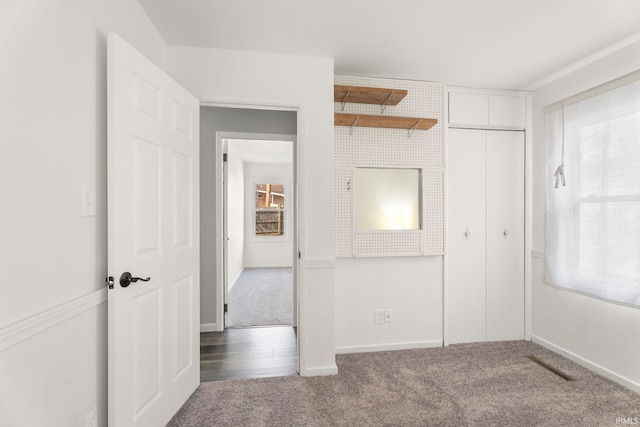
[546,76,640,307]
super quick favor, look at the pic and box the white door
[107,33,200,427]
[448,128,487,344]
[486,130,525,341]
[448,128,525,344]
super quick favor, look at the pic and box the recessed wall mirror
[255,183,285,236]
[354,167,421,231]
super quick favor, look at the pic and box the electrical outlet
[84,407,97,427]
[374,310,385,325]
[384,309,393,323]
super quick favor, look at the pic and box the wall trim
[299,364,338,377]
[532,334,640,395]
[200,323,219,333]
[531,249,545,259]
[304,258,337,269]
[336,340,443,355]
[0,288,107,351]
[243,263,294,269]
[525,32,640,91]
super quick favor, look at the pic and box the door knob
[119,271,151,288]
[503,227,509,239]
[464,227,471,240]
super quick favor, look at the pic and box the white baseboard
[200,323,219,333]
[299,364,338,377]
[335,340,443,355]
[0,288,107,351]
[532,334,640,394]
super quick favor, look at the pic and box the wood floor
[200,326,298,382]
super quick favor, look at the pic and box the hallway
[200,326,297,382]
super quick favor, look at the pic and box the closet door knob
[464,228,471,240]
[503,228,509,239]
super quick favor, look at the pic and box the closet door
[448,129,487,344]
[486,130,525,341]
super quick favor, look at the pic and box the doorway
[198,106,299,381]
[222,137,295,329]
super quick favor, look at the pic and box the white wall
[172,47,337,375]
[226,144,245,289]
[244,163,294,269]
[335,257,443,353]
[531,38,640,393]
[0,0,166,425]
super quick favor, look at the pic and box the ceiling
[138,0,640,90]
[228,139,293,165]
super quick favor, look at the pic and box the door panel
[132,137,161,255]
[486,131,525,341]
[132,289,161,417]
[448,128,487,344]
[172,153,193,249]
[108,33,199,427]
[173,276,193,378]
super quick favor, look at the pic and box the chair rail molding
[304,258,337,269]
[0,288,107,351]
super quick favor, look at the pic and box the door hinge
[106,276,114,290]
[224,303,228,313]
[223,153,228,162]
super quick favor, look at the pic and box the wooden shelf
[335,113,438,132]
[334,85,407,106]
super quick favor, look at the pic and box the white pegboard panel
[335,76,444,169]
[334,75,446,258]
[334,167,353,257]
[423,169,445,255]
[354,231,423,257]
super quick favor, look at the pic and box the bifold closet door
[486,130,525,341]
[448,129,487,344]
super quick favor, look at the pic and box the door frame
[201,97,305,373]
[217,131,298,330]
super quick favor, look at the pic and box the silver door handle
[503,227,509,239]
[464,228,470,240]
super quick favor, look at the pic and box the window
[546,76,640,306]
[254,183,285,237]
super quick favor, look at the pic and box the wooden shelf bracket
[340,87,351,112]
[349,115,360,135]
[380,90,395,114]
[408,119,422,138]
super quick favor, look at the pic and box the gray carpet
[169,341,640,426]
[228,268,293,328]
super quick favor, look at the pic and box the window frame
[249,177,291,242]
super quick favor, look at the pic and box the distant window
[255,183,285,237]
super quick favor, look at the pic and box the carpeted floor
[169,340,640,426]
[228,267,293,328]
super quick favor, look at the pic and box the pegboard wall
[334,75,445,257]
